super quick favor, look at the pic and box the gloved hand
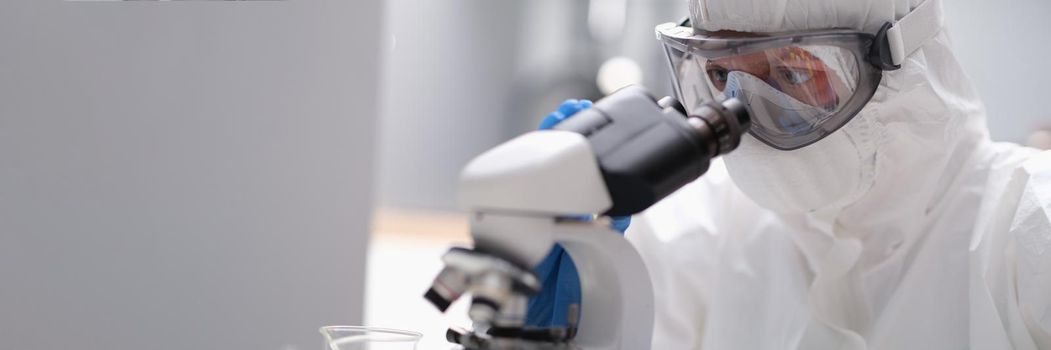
[525,99,632,328]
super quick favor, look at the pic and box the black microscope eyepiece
[553,85,752,216]
[683,97,751,156]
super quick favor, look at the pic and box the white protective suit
[626,0,1051,348]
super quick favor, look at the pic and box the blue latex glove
[525,99,632,328]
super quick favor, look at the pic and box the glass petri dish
[319,326,422,350]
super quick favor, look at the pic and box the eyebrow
[709,54,770,72]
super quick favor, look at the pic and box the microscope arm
[458,130,612,269]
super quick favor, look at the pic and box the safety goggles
[656,19,903,150]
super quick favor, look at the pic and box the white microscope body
[459,130,654,350]
[425,86,750,350]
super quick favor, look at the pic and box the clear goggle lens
[665,43,868,150]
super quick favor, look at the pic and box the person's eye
[778,67,812,85]
[707,67,730,83]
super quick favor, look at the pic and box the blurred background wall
[944,0,1051,146]
[0,1,379,350]
[376,0,1051,212]
[376,0,687,211]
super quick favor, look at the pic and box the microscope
[424,85,750,349]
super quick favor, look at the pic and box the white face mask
[722,72,879,214]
